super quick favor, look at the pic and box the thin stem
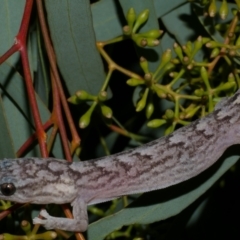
[100,36,125,46]
[17,0,48,157]
[20,47,48,157]
[97,42,142,80]
[51,71,72,161]
[0,44,19,64]
[101,69,113,91]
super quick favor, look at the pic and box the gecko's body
[1,90,240,231]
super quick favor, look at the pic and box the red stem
[0,44,19,64]
[51,71,72,161]
[20,47,48,157]
[0,0,48,157]
[36,0,81,154]
[17,0,48,157]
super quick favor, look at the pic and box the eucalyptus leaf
[45,0,106,96]
[0,95,15,158]
[0,62,73,159]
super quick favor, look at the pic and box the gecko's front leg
[33,198,88,232]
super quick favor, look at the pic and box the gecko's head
[0,158,77,204]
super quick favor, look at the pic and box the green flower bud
[236,35,240,46]
[171,58,181,64]
[79,103,96,128]
[132,9,149,33]
[205,41,219,48]
[194,89,205,97]
[67,95,81,105]
[139,29,162,38]
[228,72,235,82]
[88,206,105,216]
[157,49,172,71]
[173,43,183,60]
[152,85,167,98]
[36,232,58,239]
[169,71,179,78]
[132,35,147,47]
[164,125,174,135]
[164,109,174,120]
[210,47,220,58]
[136,88,149,112]
[202,37,211,44]
[184,106,200,119]
[98,91,107,102]
[21,220,31,234]
[123,25,131,35]
[219,0,228,20]
[2,232,58,240]
[126,8,136,29]
[146,38,160,47]
[162,49,172,63]
[182,56,190,65]
[182,45,191,57]
[145,101,154,119]
[101,104,113,118]
[162,62,175,74]
[215,81,236,92]
[208,0,217,17]
[186,41,192,53]
[75,146,81,156]
[191,36,203,57]
[144,73,152,81]
[140,57,149,73]
[147,119,166,128]
[76,90,95,100]
[200,66,209,87]
[126,78,145,86]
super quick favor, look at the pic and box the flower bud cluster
[123,8,163,47]
[68,90,112,128]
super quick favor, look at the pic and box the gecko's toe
[39,209,50,218]
[33,217,47,225]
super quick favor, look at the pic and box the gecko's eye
[1,183,16,196]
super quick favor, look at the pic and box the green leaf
[0,62,74,160]
[87,147,239,239]
[0,95,15,158]
[0,62,46,156]
[45,0,106,95]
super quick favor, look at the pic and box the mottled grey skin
[1,90,240,232]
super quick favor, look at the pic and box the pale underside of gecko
[0,90,240,232]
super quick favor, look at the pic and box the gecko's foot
[33,209,49,226]
[39,209,50,218]
[33,216,47,225]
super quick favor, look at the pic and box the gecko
[0,90,240,232]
